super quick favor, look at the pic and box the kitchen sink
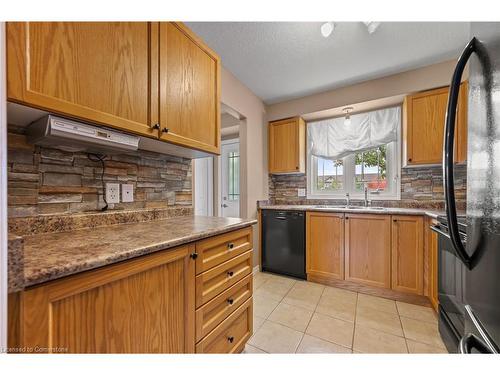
[313,205,386,211]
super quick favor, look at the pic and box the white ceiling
[186,22,470,104]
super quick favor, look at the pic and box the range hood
[27,115,139,154]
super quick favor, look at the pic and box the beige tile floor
[244,271,447,354]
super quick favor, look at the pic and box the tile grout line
[395,300,410,353]
[294,284,322,353]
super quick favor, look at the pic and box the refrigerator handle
[459,333,494,354]
[443,37,477,269]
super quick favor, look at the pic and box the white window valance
[307,106,401,160]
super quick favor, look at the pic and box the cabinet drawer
[196,274,253,342]
[195,227,252,274]
[195,297,253,353]
[195,250,253,308]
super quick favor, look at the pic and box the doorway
[193,157,214,216]
[220,139,240,217]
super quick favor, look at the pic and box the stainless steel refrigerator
[442,22,500,353]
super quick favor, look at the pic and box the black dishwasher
[261,209,306,279]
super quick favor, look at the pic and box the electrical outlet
[297,188,306,197]
[121,184,134,203]
[105,183,120,204]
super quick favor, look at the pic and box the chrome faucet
[345,193,350,208]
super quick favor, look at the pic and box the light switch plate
[298,188,306,197]
[105,183,120,204]
[121,184,134,203]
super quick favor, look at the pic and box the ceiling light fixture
[321,22,335,38]
[343,107,354,126]
[364,22,381,34]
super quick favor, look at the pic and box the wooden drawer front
[195,227,252,275]
[195,274,253,342]
[195,250,252,308]
[196,297,253,353]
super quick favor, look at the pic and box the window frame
[306,108,402,201]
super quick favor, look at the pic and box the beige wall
[221,67,267,267]
[266,59,459,121]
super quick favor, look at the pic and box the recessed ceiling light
[364,22,381,34]
[321,22,335,38]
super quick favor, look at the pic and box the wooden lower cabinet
[13,244,195,353]
[196,297,253,354]
[345,214,392,289]
[427,219,439,311]
[306,212,345,282]
[8,226,254,354]
[391,215,424,295]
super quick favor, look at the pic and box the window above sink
[306,106,401,201]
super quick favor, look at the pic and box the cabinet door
[404,86,449,165]
[268,117,305,174]
[158,22,221,154]
[391,215,424,295]
[306,212,344,281]
[19,245,195,353]
[456,81,468,164]
[7,22,159,138]
[345,214,391,289]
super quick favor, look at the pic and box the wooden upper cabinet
[17,245,195,353]
[344,214,391,289]
[158,22,221,154]
[7,22,159,139]
[403,82,468,166]
[391,215,424,295]
[306,212,344,281]
[268,117,306,174]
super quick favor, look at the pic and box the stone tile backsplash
[268,164,467,210]
[7,125,192,218]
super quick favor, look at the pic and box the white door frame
[0,22,8,351]
[193,157,214,216]
[218,138,240,217]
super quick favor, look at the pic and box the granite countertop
[258,204,446,219]
[18,215,257,289]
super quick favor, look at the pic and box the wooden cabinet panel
[195,250,252,308]
[427,219,439,311]
[403,86,449,165]
[306,212,344,281]
[345,214,391,289]
[7,22,159,139]
[18,245,195,353]
[195,274,252,342]
[195,227,252,275]
[403,83,468,166]
[268,117,305,174]
[391,215,424,295]
[159,22,221,154]
[196,297,253,354]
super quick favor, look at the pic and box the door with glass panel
[220,140,240,217]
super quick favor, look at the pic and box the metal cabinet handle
[161,127,169,133]
[227,271,234,277]
[227,298,234,305]
[150,123,160,130]
[443,37,477,270]
[227,243,234,249]
[190,253,198,260]
[227,336,234,343]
